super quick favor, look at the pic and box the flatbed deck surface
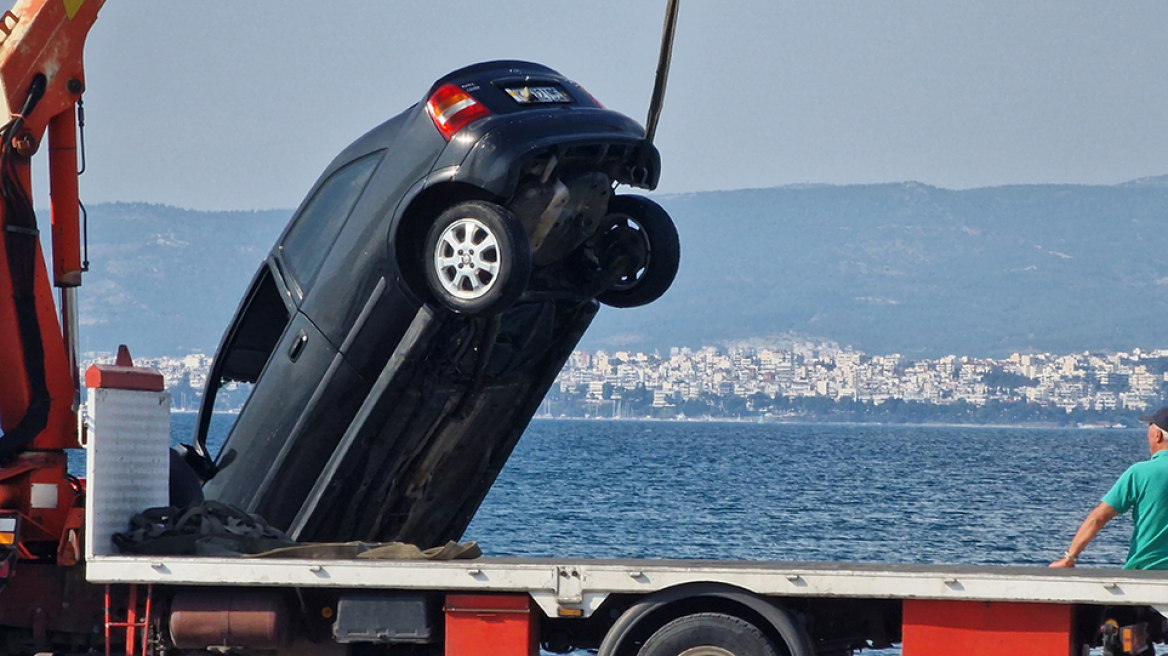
[86,555,1168,617]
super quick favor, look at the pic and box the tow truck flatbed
[85,555,1168,619]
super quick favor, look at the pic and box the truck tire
[424,201,531,315]
[637,613,781,656]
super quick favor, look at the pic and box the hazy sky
[57,0,1168,210]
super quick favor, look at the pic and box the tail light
[578,84,605,109]
[426,84,491,140]
[0,513,18,579]
[0,513,17,547]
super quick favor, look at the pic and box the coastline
[527,415,1130,431]
[186,409,1131,431]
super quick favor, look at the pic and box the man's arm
[1050,502,1119,568]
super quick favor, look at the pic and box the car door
[197,261,362,512]
[200,155,383,526]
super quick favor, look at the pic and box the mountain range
[65,177,1168,359]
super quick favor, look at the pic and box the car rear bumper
[440,108,661,195]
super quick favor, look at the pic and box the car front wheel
[424,200,531,315]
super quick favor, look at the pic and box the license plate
[504,85,573,104]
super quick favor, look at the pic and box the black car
[186,61,679,548]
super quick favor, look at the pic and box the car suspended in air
[184,60,681,547]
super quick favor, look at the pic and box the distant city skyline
[93,338,1168,421]
[554,342,1168,416]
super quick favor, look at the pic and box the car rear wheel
[596,195,680,309]
[637,613,781,656]
[424,201,531,315]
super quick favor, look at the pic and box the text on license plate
[504,86,573,104]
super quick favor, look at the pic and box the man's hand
[1049,557,1076,568]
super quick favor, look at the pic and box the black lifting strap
[0,76,50,464]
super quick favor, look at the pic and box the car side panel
[333,276,423,383]
[202,311,363,513]
[298,108,446,349]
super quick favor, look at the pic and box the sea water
[468,420,1138,567]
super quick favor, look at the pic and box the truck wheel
[424,201,531,315]
[637,613,781,656]
[596,195,680,309]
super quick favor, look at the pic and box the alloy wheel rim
[434,217,501,300]
[607,215,651,291]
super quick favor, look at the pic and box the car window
[280,152,382,289]
[195,262,291,453]
[219,266,290,384]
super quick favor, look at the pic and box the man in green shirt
[1051,406,1168,569]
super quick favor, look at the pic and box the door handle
[288,330,308,362]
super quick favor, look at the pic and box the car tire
[596,195,680,309]
[637,613,781,656]
[424,200,531,315]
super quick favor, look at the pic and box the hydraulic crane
[0,0,104,568]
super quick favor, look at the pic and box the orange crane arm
[0,0,104,461]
